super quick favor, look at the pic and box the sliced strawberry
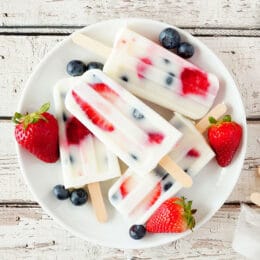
[148,132,164,144]
[72,90,114,132]
[119,176,136,198]
[187,148,200,157]
[146,183,162,208]
[91,83,118,101]
[181,68,209,96]
[66,116,91,145]
[137,57,153,79]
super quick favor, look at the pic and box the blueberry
[70,189,88,206]
[120,75,129,82]
[69,154,74,164]
[53,185,70,200]
[165,72,175,86]
[159,28,181,49]
[129,225,146,240]
[163,58,170,64]
[130,153,138,160]
[163,182,173,191]
[132,108,144,120]
[62,112,67,122]
[66,60,87,76]
[86,61,104,71]
[177,42,194,58]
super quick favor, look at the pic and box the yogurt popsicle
[65,70,192,187]
[72,28,219,119]
[53,79,121,221]
[108,105,226,224]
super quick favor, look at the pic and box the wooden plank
[0,0,259,29]
[0,35,259,118]
[0,204,253,259]
[0,120,259,203]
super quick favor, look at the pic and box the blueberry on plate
[159,28,181,49]
[53,184,70,200]
[70,188,88,206]
[86,61,104,71]
[66,60,87,76]
[129,224,146,240]
[177,42,194,58]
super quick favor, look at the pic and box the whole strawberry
[13,103,59,163]
[146,197,196,233]
[208,115,242,167]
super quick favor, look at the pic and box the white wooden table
[0,1,259,259]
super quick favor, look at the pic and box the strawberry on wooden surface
[13,103,59,163]
[146,197,196,233]
[207,115,242,167]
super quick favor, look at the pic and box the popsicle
[108,104,227,224]
[72,28,219,119]
[53,78,121,222]
[65,69,192,187]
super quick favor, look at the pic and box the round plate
[16,18,247,249]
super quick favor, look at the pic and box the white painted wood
[0,0,259,29]
[0,205,253,259]
[0,36,259,117]
[1,121,259,203]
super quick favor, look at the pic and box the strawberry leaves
[12,102,50,129]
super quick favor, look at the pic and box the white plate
[16,18,247,249]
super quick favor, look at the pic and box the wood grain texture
[0,35,259,117]
[0,0,259,29]
[1,204,254,259]
[1,121,259,203]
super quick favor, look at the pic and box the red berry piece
[66,116,91,145]
[72,90,114,132]
[148,132,164,144]
[181,68,209,96]
[187,148,200,157]
[137,57,152,79]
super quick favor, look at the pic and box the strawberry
[143,183,162,208]
[137,57,153,79]
[119,176,136,198]
[207,115,242,167]
[91,82,118,101]
[146,197,196,233]
[72,90,114,132]
[148,132,164,144]
[66,116,91,145]
[187,148,200,157]
[181,68,209,96]
[13,103,59,163]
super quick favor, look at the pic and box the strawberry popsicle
[72,28,219,119]
[108,106,226,224]
[65,70,192,187]
[54,79,121,222]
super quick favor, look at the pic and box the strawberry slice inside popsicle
[72,90,115,132]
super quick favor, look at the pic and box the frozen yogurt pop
[53,78,121,222]
[108,104,226,224]
[65,69,192,188]
[72,28,219,119]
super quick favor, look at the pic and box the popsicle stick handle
[195,103,227,134]
[257,166,260,176]
[159,155,193,188]
[72,33,111,59]
[87,182,108,223]
[250,192,260,207]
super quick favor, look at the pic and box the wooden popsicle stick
[159,155,193,188]
[195,103,227,134]
[72,33,111,59]
[257,166,260,176]
[87,182,108,223]
[250,192,260,207]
